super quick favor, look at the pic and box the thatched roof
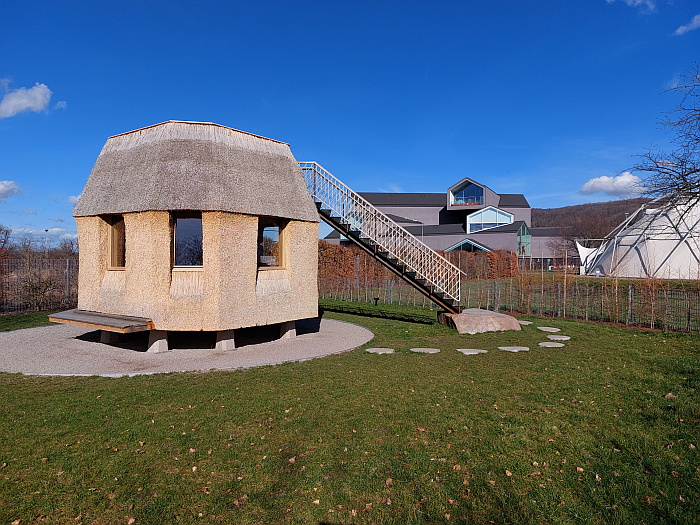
[73,121,319,222]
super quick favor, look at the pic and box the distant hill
[531,198,650,241]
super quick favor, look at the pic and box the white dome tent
[578,196,700,279]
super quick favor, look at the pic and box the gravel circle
[0,319,374,376]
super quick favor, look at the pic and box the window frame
[451,182,484,206]
[257,216,287,270]
[105,214,126,270]
[171,211,204,270]
[466,206,513,233]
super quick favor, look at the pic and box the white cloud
[68,194,81,204]
[0,78,10,91]
[49,217,64,222]
[0,83,52,119]
[60,233,78,240]
[0,181,21,202]
[675,14,700,35]
[377,184,404,193]
[665,76,680,90]
[0,208,36,215]
[606,0,655,10]
[11,227,36,236]
[579,172,642,196]
[54,100,67,110]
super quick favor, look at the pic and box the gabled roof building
[324,177,538,257]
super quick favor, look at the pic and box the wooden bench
[49,310,169,352]
[49,309,154,333]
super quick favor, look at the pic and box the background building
[325,177,550,257]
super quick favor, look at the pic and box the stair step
[308,163,460,313]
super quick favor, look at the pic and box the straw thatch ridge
[73,121,319,222]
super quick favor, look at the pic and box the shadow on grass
[319,299,438,325]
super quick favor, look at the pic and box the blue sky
[1,0,698,244]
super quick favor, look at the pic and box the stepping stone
[537,326,561,333]
[456,349,488,355]
[410,348,440,354]
[366,348,394,354]
[538,341,565,348]
[518,320,533,325]
[498,346,529,352]
[547,335,570,341]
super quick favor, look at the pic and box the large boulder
[438,308,521,335]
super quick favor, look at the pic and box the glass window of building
[517,223,531,257]
[466,206,513,233]
[173,212,203,266]
[452,183,484,206]
[258,217,284,268]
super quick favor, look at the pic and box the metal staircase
[301,161,461,313]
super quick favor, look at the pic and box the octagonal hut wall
[76,211,318,331]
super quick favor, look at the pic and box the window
[257,217,284,268]
[107,215,126,269]
[452,183,484,206]
[172,212,203,267]
[517,223,531,257]
[466,206,513,233]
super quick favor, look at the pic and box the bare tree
[0,223,10,258]
[54,238,78,259]
[634,63,700,205]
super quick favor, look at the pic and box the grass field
[0,311,55,332]
[0,307,698,524]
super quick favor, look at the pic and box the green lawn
[0,306,698,524]
[0,311,54,332]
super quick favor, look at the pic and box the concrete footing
[279,321,296,340]
[215,330,236,351]
[147,330,169,353]
[439,308,521,335]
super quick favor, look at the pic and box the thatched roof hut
[63,121,319,353]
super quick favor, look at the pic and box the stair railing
[301,161,461,306]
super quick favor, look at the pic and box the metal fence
[0,259,78,313]
[4,260,698,333]
[319,276,700,333]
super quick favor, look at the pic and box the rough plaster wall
[203,211,258,330]
[255,219,318,325]
[287,221,318,319]
[77,211,318,331]
[76,216,108,311]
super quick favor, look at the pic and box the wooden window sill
[172,266,204,272]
